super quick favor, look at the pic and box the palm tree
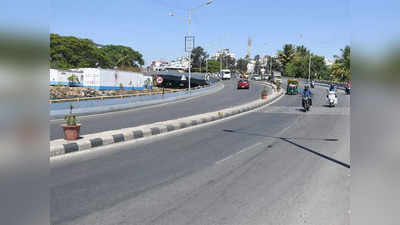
[296,45,309,57]
[332,45,351,81]
[277,44,295,74]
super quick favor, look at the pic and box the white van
[221,69,231,80]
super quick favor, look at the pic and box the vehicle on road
[273,74,282,84]
[252,75,261,81]
[286,79,299,95]
[345,81,351,94]
[302,95,311,111]
[221,69,231,80]
[311,80,315,88]
[326,91,338,107]
[237,79,249,89]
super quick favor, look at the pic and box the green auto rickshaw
[286,79,299,95]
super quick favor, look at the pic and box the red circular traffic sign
[155,75,164,85]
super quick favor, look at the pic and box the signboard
[155,75,164,85]
[185,36,195,52]
[181,75,187,81]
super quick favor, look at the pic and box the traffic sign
[155,75,164,85]
[181,75,187,81]
[185,36,195,52]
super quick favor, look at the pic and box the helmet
[304,84,309,90]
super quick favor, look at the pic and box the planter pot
[261,94,268,100]
[62,124,81,140]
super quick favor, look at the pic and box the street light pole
[187,10,192,94]
[308,51,311,82]
[206,59,208,74]
[169,0,212,94]
[220,53,222,77]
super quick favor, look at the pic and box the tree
[50,33,105,69]
[266,56,280,73]
[50,33,144,70]
[205,59,225,73]
[217,54,235,71]
[67,74,79,83]
[99,45,144,68]
[277,44,296,74]
[331,45,350,81]
[191,46,208,72]
[254,54,261,74]
[236,58,248,73]
[285,54,329,79]
[295,45,309,57]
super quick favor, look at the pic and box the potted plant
[276,82,281,92]
[62,104,81,140]
[261,87,268,99]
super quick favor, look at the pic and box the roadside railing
[49,83,216,104]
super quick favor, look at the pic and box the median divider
[50,82,283,157]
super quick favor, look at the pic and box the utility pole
[308,51,311,82]
[188,11,192,94]
[199,57,202,73]
[206,59,208,74]
[220,53,222,76]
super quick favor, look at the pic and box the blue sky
[51,0,350,65]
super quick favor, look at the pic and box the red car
[237,79,249,89]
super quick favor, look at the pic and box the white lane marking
[216,142,264,165]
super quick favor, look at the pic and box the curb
[50,82,283,157]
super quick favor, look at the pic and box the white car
[253,76,261,81]
[221,69,231,80]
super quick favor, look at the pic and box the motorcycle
[310,81,315,88]
[302,95,311,111]
[326,91,338,107]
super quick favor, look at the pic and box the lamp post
[169,0,213,94]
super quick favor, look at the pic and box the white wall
[50,68,152,90]
[49,69,83,85]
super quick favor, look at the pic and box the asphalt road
[50,79,265,140]
[51,81,350,225]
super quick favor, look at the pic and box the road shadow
[222,129,349,169]
[296,108,307,112]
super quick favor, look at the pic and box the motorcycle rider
[329,83,337,92]
[345,81,351,94]
[302,84,312,107]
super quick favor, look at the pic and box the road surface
[51,80,350,225]
[50,80,264,140]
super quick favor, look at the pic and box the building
[151,57,190,71]
[247,60,255,74]
[49,68,153,90]
[151,61,168,71]
[211,49,236,60]
[165,57,189,71]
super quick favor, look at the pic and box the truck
[221,69,231,80]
